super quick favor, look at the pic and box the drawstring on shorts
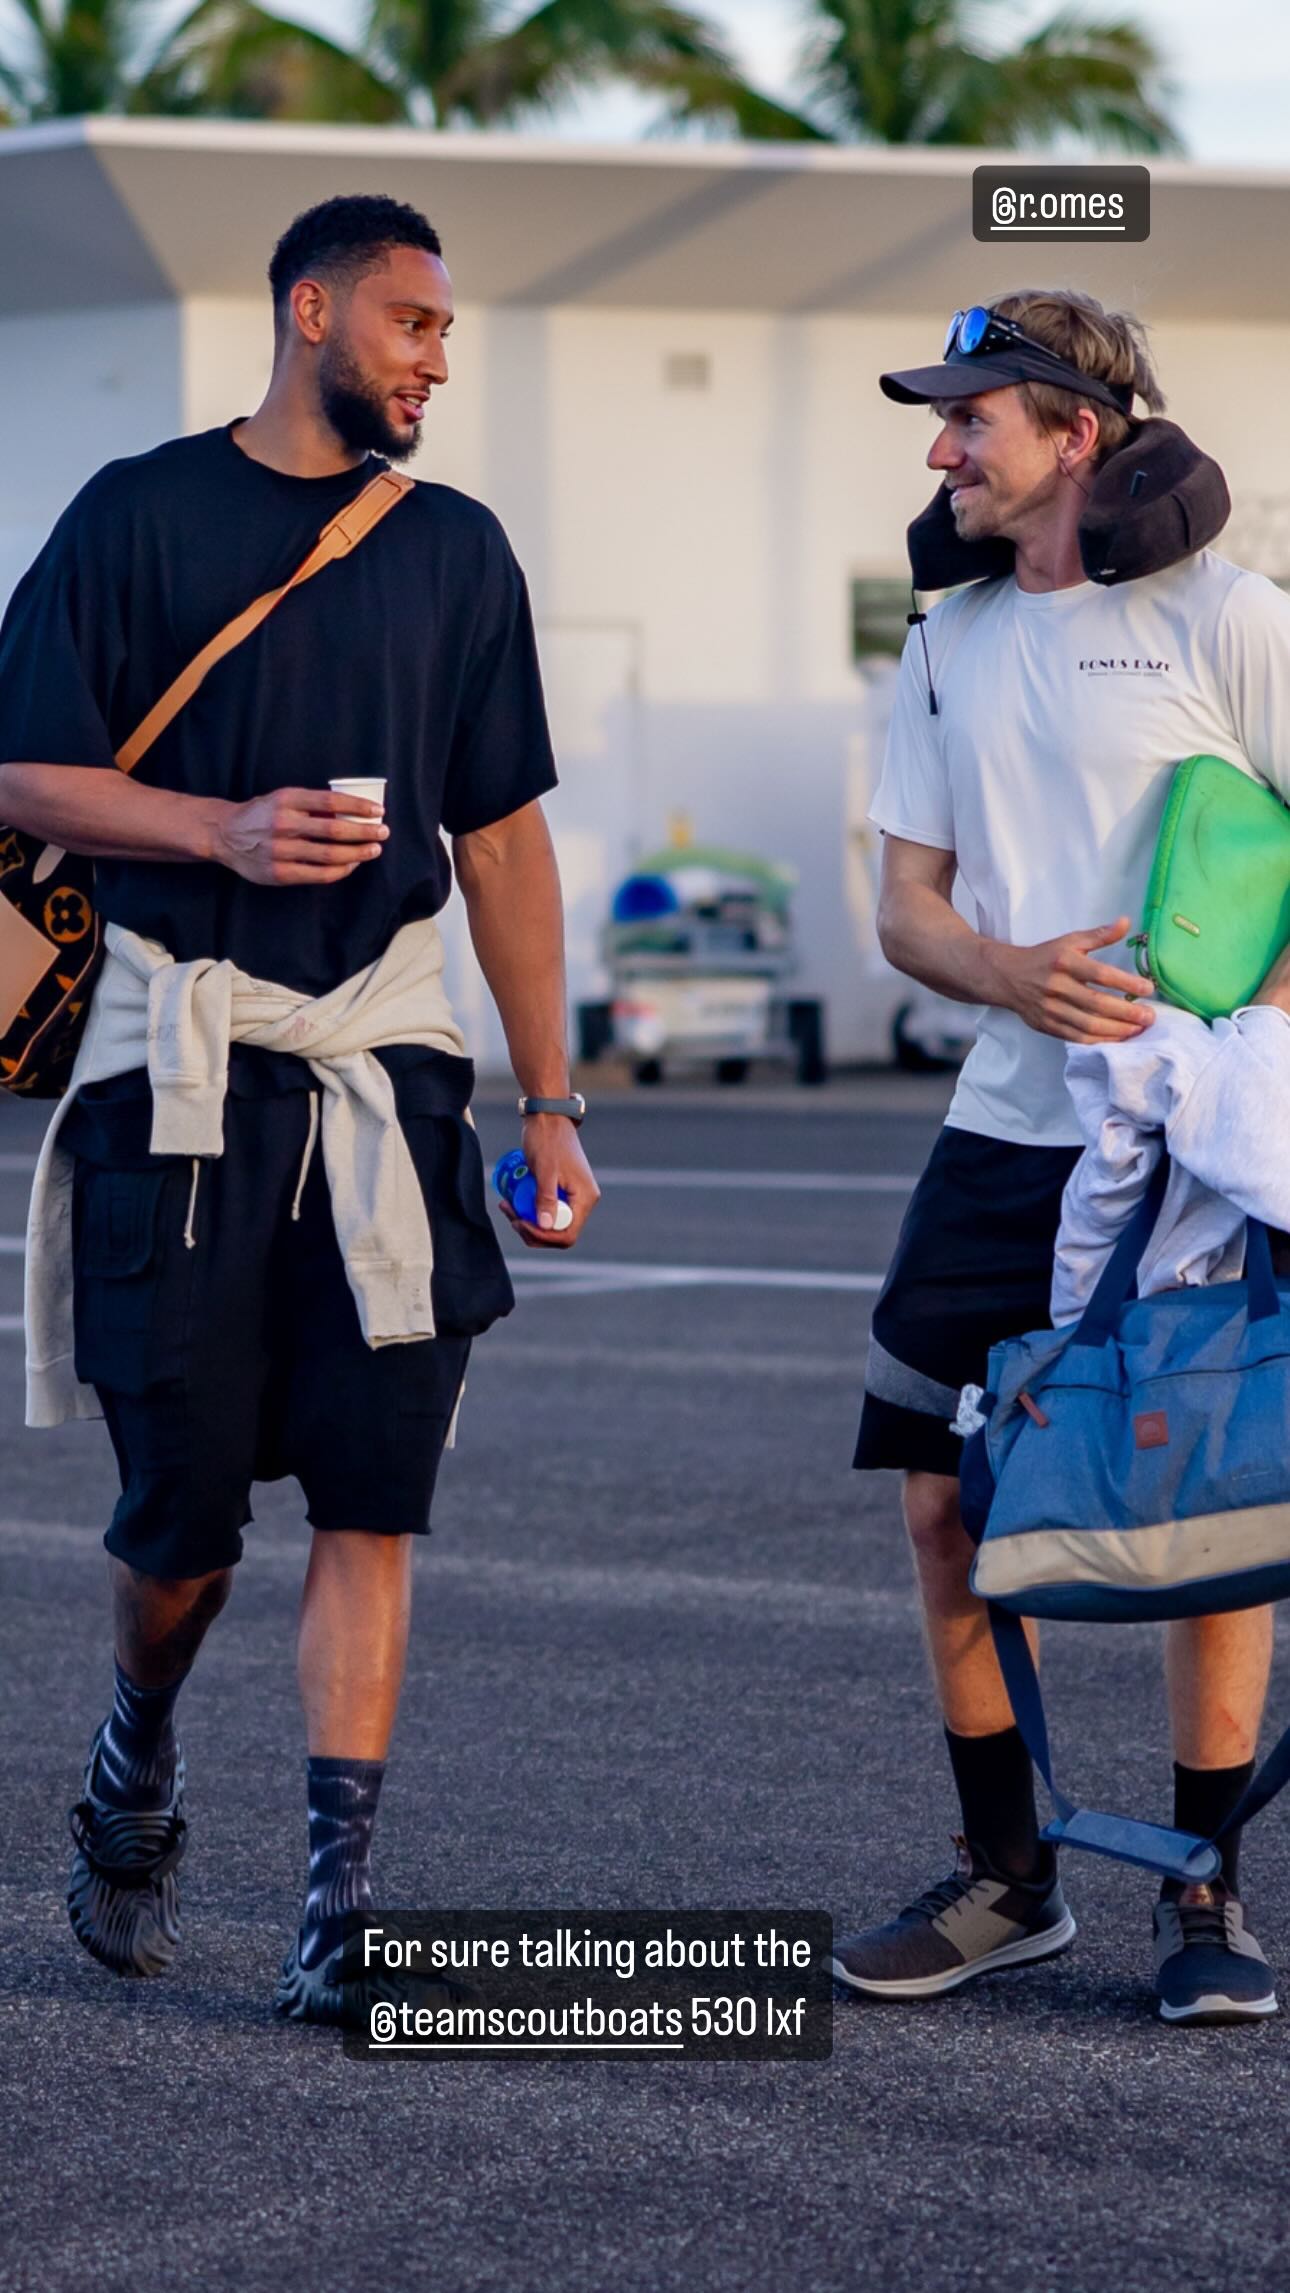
[292,1091,321,1222]
[183,1159,201,1250]
[181,1088,320,1250]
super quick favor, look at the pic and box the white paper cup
[329,776,387,822]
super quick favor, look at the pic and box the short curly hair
[268,195,443,319]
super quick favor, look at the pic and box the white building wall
[0,302,181,604]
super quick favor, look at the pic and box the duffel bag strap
[987,1603,1224,1882]
[1069,1152,1279,1348]
[1067,1153,1170,1351]
[1212,1719,1290,1842]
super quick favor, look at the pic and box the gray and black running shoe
[275,1926,399,2031]
[275,1920,473,2032]
[831,1836,1076,2000]
[67,1724,187,1978]
[1153,1881,1278,2026]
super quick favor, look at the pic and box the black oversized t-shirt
[0,425,557,997]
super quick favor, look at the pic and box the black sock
[299,1756,386,1970]
[1168,1758,1256,1898]
[96,1660,184,1811]
[945,1725,1044,1881]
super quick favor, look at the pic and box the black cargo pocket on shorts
[403,1114,515,1338]
[73,1164,197,1395]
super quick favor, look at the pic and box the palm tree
[701,0,1182,152]
[363,0,813,131]
[0,0,1180,150]
[0,0,810,129]
[0,0,389,119]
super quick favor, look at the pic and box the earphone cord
[908,588,939,718]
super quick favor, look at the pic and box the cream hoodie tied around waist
[25,915,467,1429]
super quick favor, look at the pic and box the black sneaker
[831,1836,1076,2000]
[1153,1880,1278,2025]
[67,1724,187,1978]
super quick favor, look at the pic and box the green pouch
[1131,754,1290,1020]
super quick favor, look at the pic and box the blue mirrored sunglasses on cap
[944,305,1061,363]
[940,305,1136,412]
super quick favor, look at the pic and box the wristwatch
[518,1093,587,1126]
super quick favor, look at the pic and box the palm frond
[399,0,772,129]
[956,10,1182,153]
[636,59,829,139]
[362,0,496,110]
[800,0,969,143]
[795,0,1182,150]
[136,0,406,119]
[0,53,34,106]
[5,0,138,113]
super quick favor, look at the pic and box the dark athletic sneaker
[67,1724,187,1979]
[1153,1881,1278,2026]
[831,1836,1076,2000]
[274,1921,474,2032]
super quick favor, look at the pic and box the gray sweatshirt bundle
[1052,1001,1290,1325]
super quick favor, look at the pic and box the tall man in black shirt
[0,196,599,2025]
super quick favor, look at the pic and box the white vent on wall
[663,352,712,392]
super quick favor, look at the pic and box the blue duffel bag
[960,1157,1290,1882]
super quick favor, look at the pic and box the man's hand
[497,1115,601,1250]
[1253,938,1290,1011]
[212,790,388,887]
[995,916,1155,1044]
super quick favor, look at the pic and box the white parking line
[590,1168,916,1193]
[510,1257,882,1294]
[0,1236,24,1254]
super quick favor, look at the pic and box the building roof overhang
[1,116,1286,323]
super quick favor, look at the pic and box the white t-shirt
[870,549,1290,1145]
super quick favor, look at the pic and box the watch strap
[518,1093,586,1124]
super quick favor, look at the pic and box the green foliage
[797,0,1181,152]
[0,0,398,118]
[0,0,1181,152]
[0,0,798,127]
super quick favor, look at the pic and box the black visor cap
[880,344,1134,416]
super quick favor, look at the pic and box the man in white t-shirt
[836,288,1290,2026]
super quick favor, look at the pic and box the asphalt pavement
[3,1071,1290,2293]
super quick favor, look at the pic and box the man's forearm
[453,805,572,1096]
[0,762,224,864]
[878,878,1015,1011]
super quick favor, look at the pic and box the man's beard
[948,479,997,539]
[951,460,1060,541]
[318,338,417,462]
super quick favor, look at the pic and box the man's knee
[305,1528,415,1585]
[903,1471,971,1568]
[110,1556,235,1615]
[898,1467,980,1614]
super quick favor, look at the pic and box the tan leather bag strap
[114,468,413,775]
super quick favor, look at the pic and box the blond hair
[990,287,1165,462]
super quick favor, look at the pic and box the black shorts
[853,1126,1081,1480]
[63,1051,514,1578]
